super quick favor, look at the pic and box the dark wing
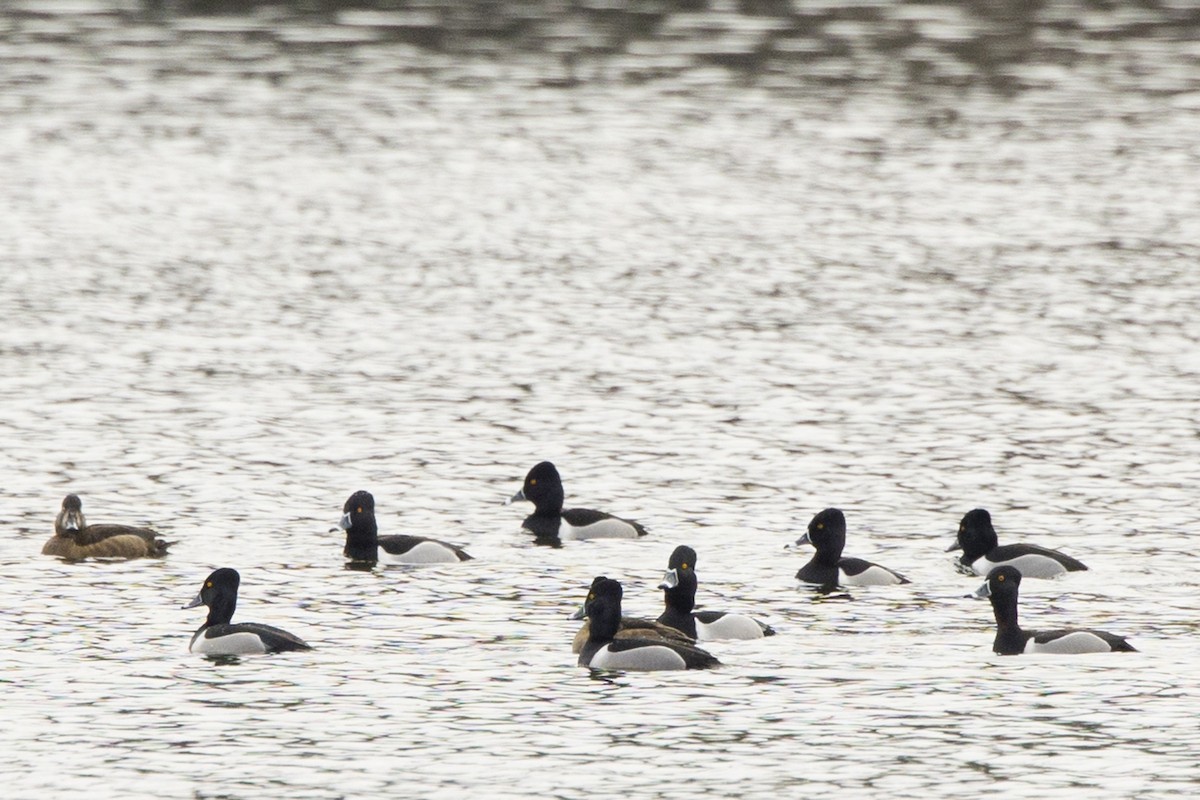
[839,556,911,584]
[561,508,648,536]
[990,543,1088,571]
[232,623,312,653]
[575,617,694,653]
[378,535,472,561]
[618,616,695,643]
[76,524,159,546]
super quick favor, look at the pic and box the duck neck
[990,593,1028,654]
[527,482,565,517]
[205,595,236,628]
[664,574,697,615]
[812,543,843,566]
[991,591,1020,635]
[589,599,621,642]
[660,577,699,638]
[344,514,380,561]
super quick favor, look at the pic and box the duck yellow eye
[587,592,594,601]
[682,563,689,570]
[530,478,537,486]
[997,574,1005,582]
[817,523,824,530]
[206,581,212,588]
[356,506,363,513]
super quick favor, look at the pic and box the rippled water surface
[3,1,1200,797]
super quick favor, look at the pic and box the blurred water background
[2,1,1200,797]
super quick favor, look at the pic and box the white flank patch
[841,565,904,586]
[560,518,639,540]
[191,631,268,656]
[1028,632,1115,654]
[589,644,687,671]
[697,615,764,641]
[977,554,1068,579]
[380,540,461,564]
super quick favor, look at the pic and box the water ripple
[4,1,1200,797]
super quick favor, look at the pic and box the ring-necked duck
[948,508,1087,578]
[506,461,647,540]
[42,494,171,560]
[570,575,694,654]
[578,578,720,671]
[184,568,311,655]
[657,546,775,640]
[336,490,472,564]
[792,508,910,588]
[972,566,1135,655]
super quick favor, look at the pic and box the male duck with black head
[948,508,1087,578]
[43,493,171,560]
[578,578,719,671]
[184,568,311,655]
[657,545,775,640]
[570,575,694,654]
[336,490,472,564]
[792,508,910,590]
[973,566,1135,655]
[506,461,648,542]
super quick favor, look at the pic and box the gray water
[2,1,1200,797]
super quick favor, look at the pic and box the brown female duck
[43,494,171,560]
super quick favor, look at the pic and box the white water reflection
[2,1,1200,798]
